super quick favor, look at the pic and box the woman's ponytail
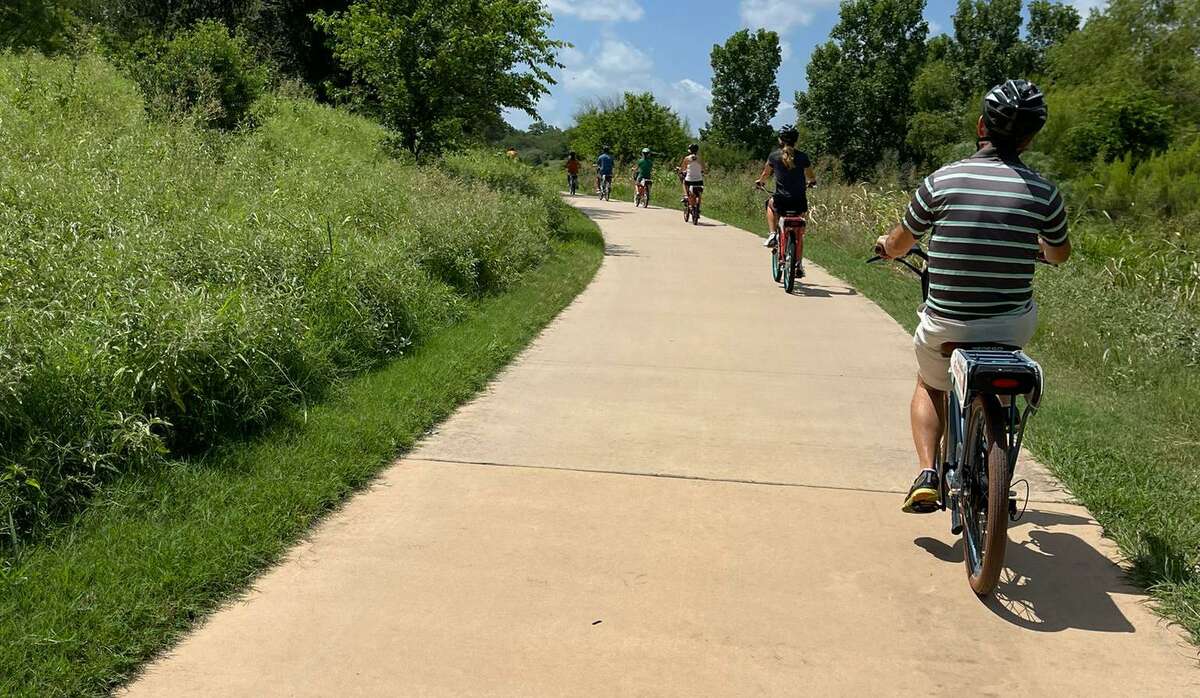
[782,144,796,170]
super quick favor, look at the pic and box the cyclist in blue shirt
[594,146,615,194]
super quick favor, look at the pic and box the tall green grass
[587,163,1200,643]
[0,52,563,547]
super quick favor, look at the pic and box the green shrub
[1074,135,1200,218]
[0,54,560,547]
[129,20,266,129]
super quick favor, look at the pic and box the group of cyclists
[564,143,709,214]
[563,79,1069,517]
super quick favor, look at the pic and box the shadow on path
[789,282,858,299]
[604,243,640,257]
[914,509,1136,634]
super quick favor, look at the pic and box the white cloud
[545,0,644,22]
[740,0,839,33]
[560,38,655,97]
[928,20,943,35]
[667,79,713,130]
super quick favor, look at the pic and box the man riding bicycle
[634,147,654,202]
[595,146,615,195]
[678,143,705,208]
[874,79,1071,514]
[755,125,816,268]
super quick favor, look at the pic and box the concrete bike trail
[128,197,1198,696]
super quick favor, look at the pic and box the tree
[569,92,690,163]
[315,0,564,158]
[949,0,1029,96]
[1026,0,1080,75]
[1,0,78,53]
[906,58,967,165]
[795,0,928,179]
[705,29,782,154]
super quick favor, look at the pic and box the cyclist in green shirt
[634,148,654,203]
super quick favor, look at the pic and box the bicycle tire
[771,245,782,282]
[960,393,1010,596]
[783,238,796,293]
[693,203,700,225]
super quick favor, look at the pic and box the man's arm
[877,223,918,259]
[875,176,936,258]
[804,166,817,186]
[1040,236,1071,264]
[1039,186,1071,265]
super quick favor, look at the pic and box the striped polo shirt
[902,146,1069,321]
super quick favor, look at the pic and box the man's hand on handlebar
[873,235,893,260]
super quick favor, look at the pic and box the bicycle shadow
[569,203,633,221]
[789,283,858,299]
[914,509,1136,633]
[604,243,640,257]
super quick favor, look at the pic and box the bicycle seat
[939,342,1019,358]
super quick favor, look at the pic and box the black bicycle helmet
[982,79,1048,141]
[602,145,610,153]
[688,143,699,154]
[777,124,799,146]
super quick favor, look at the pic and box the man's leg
[903,374,945,513]
[911,375,945,471]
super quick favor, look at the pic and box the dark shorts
[685,180,704,194]
[599,173,613,182]
[769,195,807,215]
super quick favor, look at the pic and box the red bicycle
[758,184,807,292]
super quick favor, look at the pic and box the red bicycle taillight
[991,377,1021,389]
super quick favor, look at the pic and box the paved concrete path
[130,198,1197,696]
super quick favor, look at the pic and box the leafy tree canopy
[704,28,782,155]
[315,0,564,158]
[796,0,928,179]
[569,92,690,164]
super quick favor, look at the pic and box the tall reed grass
[0,52,562,547]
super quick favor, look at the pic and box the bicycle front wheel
[960,393,1010,596]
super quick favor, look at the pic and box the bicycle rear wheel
[960,393,1010,596]
[783,237,796,293]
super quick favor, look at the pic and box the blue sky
[510,0,1101,134]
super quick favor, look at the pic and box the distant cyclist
[874,79,1071,514]
[634,147,654,202]
[678,143,705,208]
[755,125,816,257]
[595,146,615,195]
[566,151,580,193]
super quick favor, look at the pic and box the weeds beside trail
[0,53,564,545]
[594,166,1200,646]
[0,192,602,698]
[0,51,604,694]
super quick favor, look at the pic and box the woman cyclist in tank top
[678,143,705,208]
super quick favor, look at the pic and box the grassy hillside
[0,52,568,547]
[590,166,1200,644]
[0,52,605,694]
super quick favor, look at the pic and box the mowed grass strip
[598,167,1200,646]
[0,209,602,697]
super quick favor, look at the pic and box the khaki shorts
[913,303,1038,392]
